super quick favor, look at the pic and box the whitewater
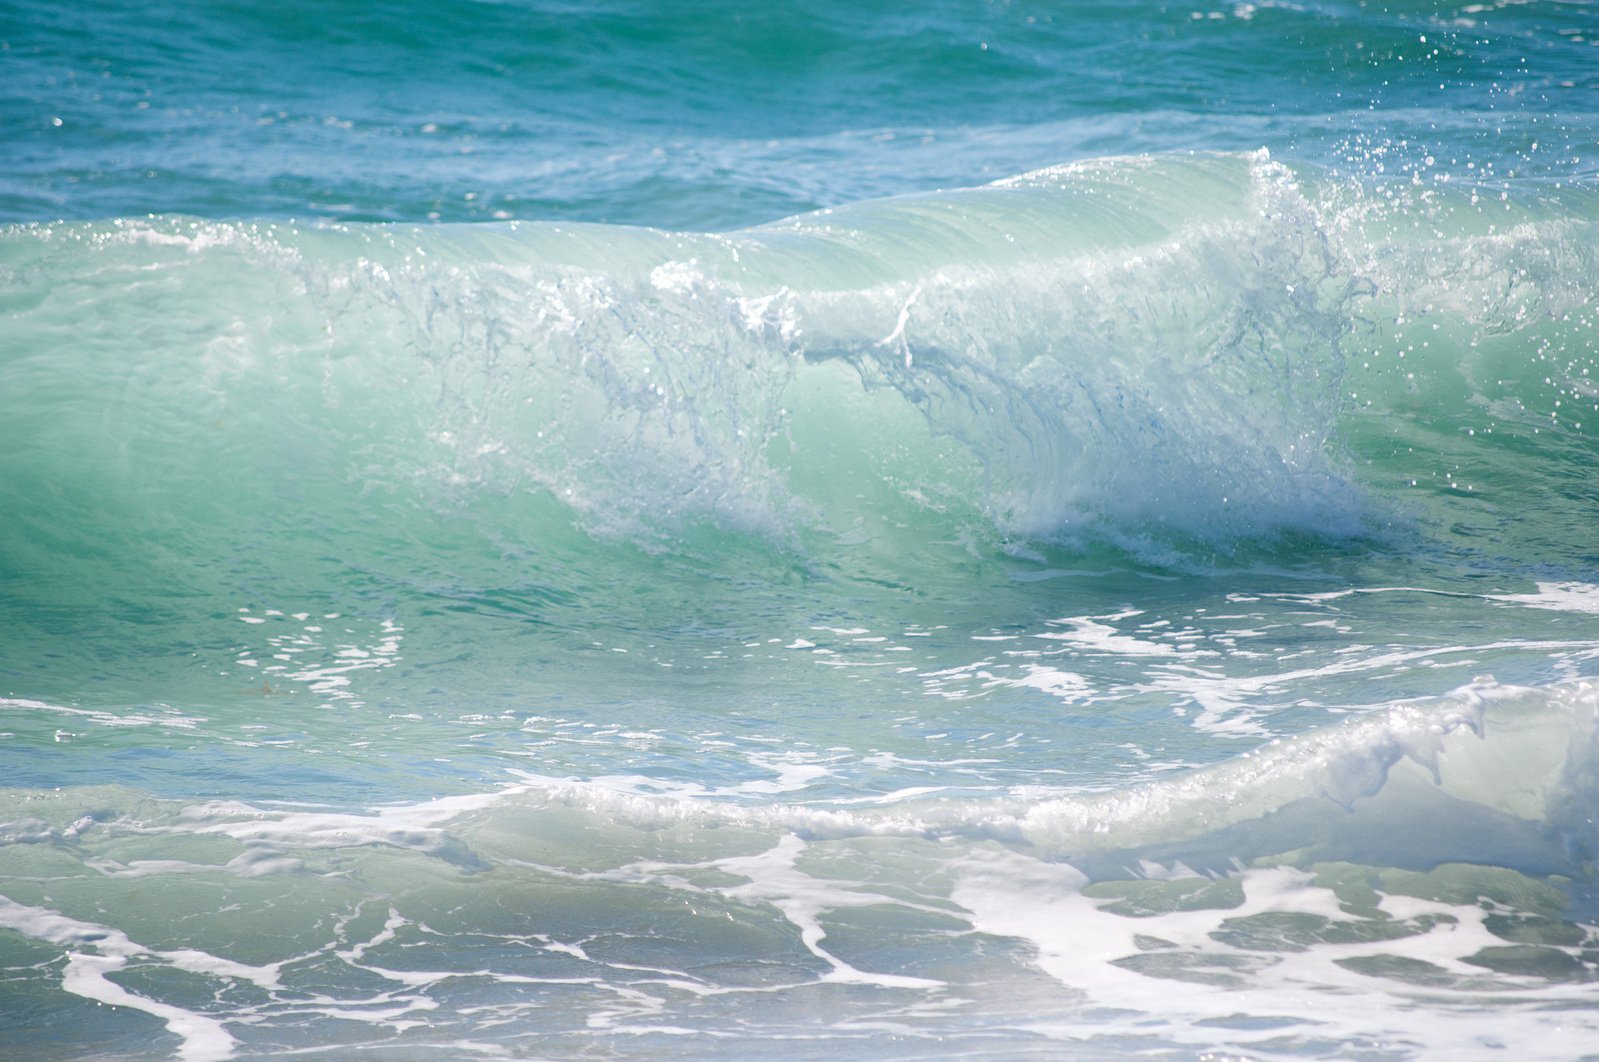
[4,1,1599,1058]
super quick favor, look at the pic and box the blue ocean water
[3,1,1599,1058]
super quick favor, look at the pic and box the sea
[3,1,1599,1058]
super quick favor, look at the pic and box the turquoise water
[4,2,1599,1058]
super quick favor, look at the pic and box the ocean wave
[8,675,1592,880]
[1,152,1596,583]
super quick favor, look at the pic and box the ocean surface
[4,1,1599,1058]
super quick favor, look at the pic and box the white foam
[951,851,1599,1058]
[0,895,256,1060]
[1491,581,1599,615]
[712,835,944,989]
[0,696,207,732]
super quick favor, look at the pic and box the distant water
[4,2,1599,1059]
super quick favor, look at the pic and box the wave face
[3,154,1597,584]
[6,2,1599,1059]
